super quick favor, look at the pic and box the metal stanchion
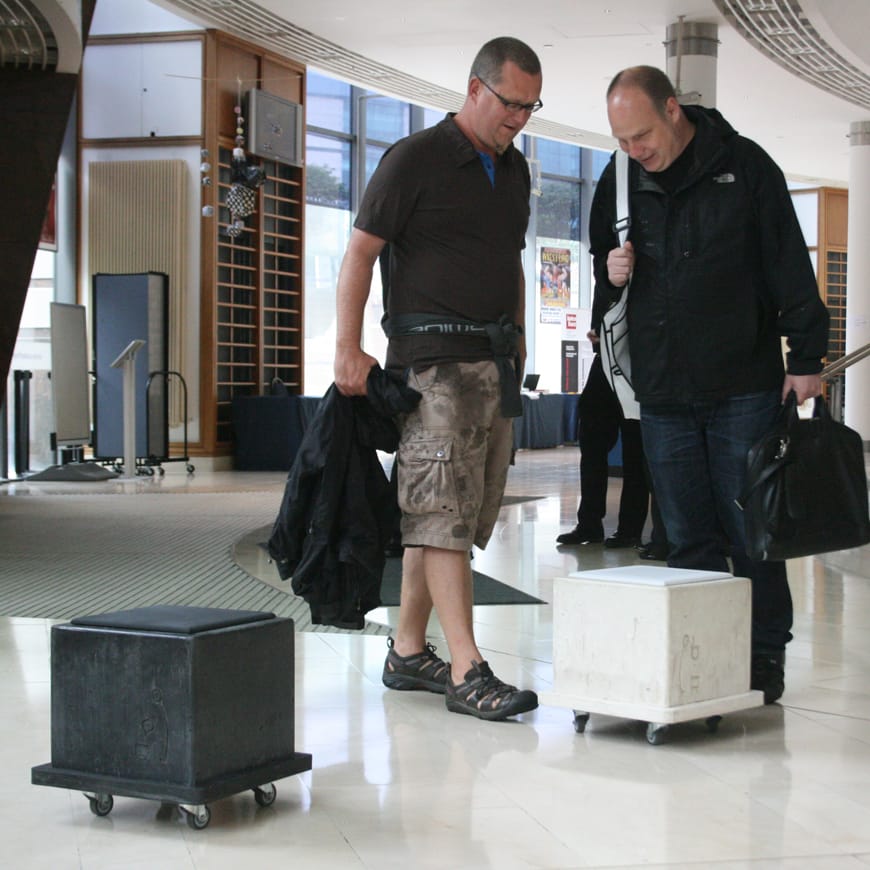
[13,370,33,476]
[110,340,145,479]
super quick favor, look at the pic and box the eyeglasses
[478,78,543,114]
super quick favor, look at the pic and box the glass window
[591,148,612,181]
[537,138,579,177]
[303,203,353,395]
[364,94,409,144]
[791,190,819,248]
[306,69,351,133]
[422,107,444,129]
[537,177,581,242]
[305,133,350,210]
[365,143,387,188]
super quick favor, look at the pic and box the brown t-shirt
[354,114,530,370]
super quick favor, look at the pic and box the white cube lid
[566,566,733,586]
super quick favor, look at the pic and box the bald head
[606,66,694,173]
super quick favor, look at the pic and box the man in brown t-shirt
[333,36,542,721]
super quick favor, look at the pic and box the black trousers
[575,355,649,538]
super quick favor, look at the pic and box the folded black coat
[267,366,421,629]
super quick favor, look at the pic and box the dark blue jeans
[640,391,792,653]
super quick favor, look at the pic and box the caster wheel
[186,464,195,474]
[158,466,165,476]
[185,805,211,830]
[706,715,722,733]
[646,722,670,745]
[572,711,590,734]
[253,783,277,807]
[88,793,113,817]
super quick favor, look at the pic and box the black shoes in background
[603,532,642,549]
[556,526,663,558]
[555,526,604,546]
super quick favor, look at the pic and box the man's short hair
[607,66,677,116]
[470,36,541,84]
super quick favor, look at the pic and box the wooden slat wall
[88,159,188,423]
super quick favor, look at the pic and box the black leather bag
[737,392,870,561]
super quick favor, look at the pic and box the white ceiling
[159,0,870,186]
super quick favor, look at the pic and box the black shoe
[604,532,642,549]
[556,526,604,546]
[445,660,538,721]
[382,637,450,694]
[751,652,785,704]
[637,541,669,561]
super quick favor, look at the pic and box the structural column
[665,19,719,107]
[846,121,870,445]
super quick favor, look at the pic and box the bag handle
[613,150,631,247]
[735,391,830,509]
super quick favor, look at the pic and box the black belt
[382,313,523,417]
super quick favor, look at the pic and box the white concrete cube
[546,566,756,721]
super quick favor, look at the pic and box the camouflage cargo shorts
[397,360,514,551]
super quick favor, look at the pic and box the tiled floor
[2,447,870,869]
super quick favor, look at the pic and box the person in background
[557,328,649,550]
[638,485,669,561]
[590,65,829,704]
[333,37,543,721]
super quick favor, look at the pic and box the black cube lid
[70,605,276,634]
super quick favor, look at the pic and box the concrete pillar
[665,19,719,107]
[845,121,870,445]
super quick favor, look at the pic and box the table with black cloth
[232,392,578,470]
[513,393,578,450]
[231,395,322,471]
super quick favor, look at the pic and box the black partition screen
[92,272,168,461]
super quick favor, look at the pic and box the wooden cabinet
[261,159,304,391]
[201,33,305,453]
[82,40,203,139]
[792,186,848,365]
[212,146,303,445]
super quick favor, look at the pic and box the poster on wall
[561,308,580,392]
[560,308,592,393]
[539,246,570,324]
[39,176,57,251]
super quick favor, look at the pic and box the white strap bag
[599,150,640,420]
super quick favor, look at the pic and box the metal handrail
[820,341,870,381]
[818,340,870,425]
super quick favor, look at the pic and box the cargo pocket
[398,437,459,516]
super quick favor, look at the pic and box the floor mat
[501,495,544,506]
[253,535,545,608]
[379,556,544,606]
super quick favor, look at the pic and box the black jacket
[267,367,421,629]
[590,105,829,405]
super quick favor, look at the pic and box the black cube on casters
[31,605,312,829]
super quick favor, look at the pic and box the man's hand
[587,329,599,346]
[334,346,378,397]
[782,373,823,404]
[607,240,634,287]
